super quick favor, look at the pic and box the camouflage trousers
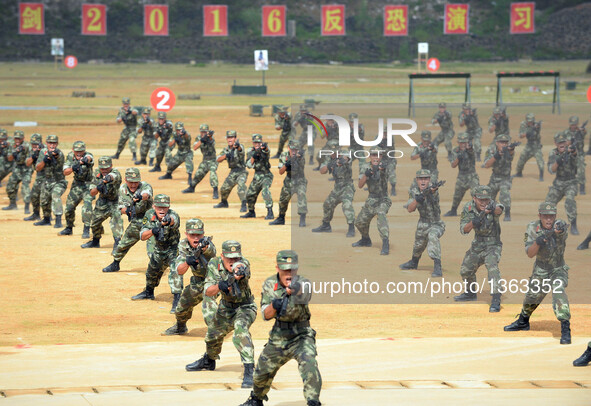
[467,128,482,157]
[433,129,455,155]
[30,176,44,212]
[205,301,257,364]
[139,136,155,161]
[515,144,544,174]
[452,172,480,210]
[116,126,137,155]
[41,179,68,217]
[154,141,172,167]
[460,241,502,294]
[167,151,193,175]
[191,160,218,188]
[488,175,512,209]
[112,220,143,262]
[322,183,355,224]
[149,139,157,160]
[146,245,182,294]
[246,171,274,211]
[64,181,94,227]
[90,198,124,240]
[279,177,308,216]
[253,327,321,402]
[412,220,445,260]
[174,275,219,326]
[277,130,290,155]
[576,154,586,187]
[545,179,578,223]
[220,169,248,202]
[521,263,570,321]
[6,165,32,203]
[0,158,13,184]
[355,196,392,240]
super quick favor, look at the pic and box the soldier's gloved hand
[414,193,425,203]
[186,256,199,267]
[96,182,107,194]
[554,220,567,233]
[284,160,292,171]
[218,280,230,294]
[262,142,269,151]
[364,168,373,178]
[43,154,52,164]
[493,150,502,160]
[289,279,301,295]
[200,136,208,144]
[272,297,286,311]
[103,174,113,183]
[82,156,92,165]
[535,235,547,246]
[198,237,209,247]
[471,216,483,229]
[72,162,81,173]
[124,206,132,220]
[151,225,161,237]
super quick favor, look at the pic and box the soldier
[561,116,587,195]
[134,108,155,165]
[377,133,398,196]
[546,133,579,235]
[102,168,153,273]
[0,129,14,186]
[458,103,482,161]
[241,134,274,220]
[215,131,248,212]
[112,97,138,161]
[159,122,193,183]
[573,343,591,366]
[483,134,517,222]
[454,185,504,313]
[293,104,316,165]
[504,202,571,344]
[238,250,321,406]
[163,218,218,334]
[131,194,183,312]
[577,229,591,250]
[352,150,392,255]
[311,147,355,237]
[270,140,307,227]
[513,113,544,181]
[34,135,67,228]
[59,141,94,237]
[399,169,445,277]
[24,134,44,221]
[81,156,123,249]
[443,133,480,217]
[2,131,31,212]
[185,240,257,390]
[149,111,174,173]
[314,115,339,171]
[410,130,438,182]
[182,124,219,199]
[488,106,509,141]
[272,106,292,159]
[348,112,365,167]
[431,102,455,160]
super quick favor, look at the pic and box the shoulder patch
[274,282,279,291]
[524,233,528,243]
[142,217,148,225]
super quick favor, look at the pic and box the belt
[190,275,205,284]
[419,217,441,223]
[221,298,252,309]
[536,260,565,271]
[273,320,310,329]
[475,236,501,243]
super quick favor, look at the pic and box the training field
[0,61,590,405]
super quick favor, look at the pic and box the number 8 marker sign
[64,55,78,69]
[150,87,176,112]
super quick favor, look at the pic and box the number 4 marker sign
[427,58,440,73]
[151,87,176,112]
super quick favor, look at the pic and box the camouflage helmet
[13,130,25,139]
[538,202,557,215]
[420,130,432,141]
[157,111,167,119]
[174,122,184,130]
[277,249,298,270]
[472,185,492,199]
[457,132,470,142]
[525,113,535,122]
[369,149,382,156]
[569,116,579,125]
[281,106,289,112]
[462,103,471,109]
[0,129,7,138]
[554,132,567,143]
[186,218,204,234]
[222,240,242,258]
[199,124,210,131]
[226,130,237,138]
[125,167,141,182]
[416,169,431,178]
[97,156,112,169]
[299,104,307,111]
[252,133,263,142]
[438,102,446,108]
[326,138,339,149]
[153,194,170,207]
[30,133,42,144]
[495,133,510,142]
[122,97,130,104]
[288,139,300,149]
[46,134,59,143]
[142,108,151,115]
[493,107,502,114]
[73,140,86,151]
[348,113,358,120]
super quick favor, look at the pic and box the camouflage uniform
[88,159,123,240]
[5,132,31,208]
[136,110,156,163]
[515,116,544,177]
[39,141,67,219]
[63,146,94,229]
[0,130,14,185]
[115,101,138,155]
[411,132,439,182]
[165,123,193,177]
[190,127,218,189]
[484,137,514,212]
[218,133,248,203]
[432,104,455,156]
[376,137,397,192]
[561,116,587,193]
[245,136,274,212]
[355,160,392,241]
[294,107,317,162]
[277,148,307,217]
[449,134,480,213]
[274,109,293,156]
[545,135,578,225]
[27,138,45,217]
[152,115,174,170]
[458,105,482,159]
[320,153,355,225]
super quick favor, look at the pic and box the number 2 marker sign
[150,87,176,112]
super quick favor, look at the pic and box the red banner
[384,5,408,36]
[19,3,44,35]
[82,4,107,36]
[144,5,168,36]
[510,2,535,34]
[321,5,345,36]
[262,5,286,37]
[444,4,469,34]
[203,5,228,37]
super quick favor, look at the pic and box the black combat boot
[380,238,389,255]
[212,186,219,199]
[560,320,571,345]
[577,235,591,250]
[34,216,51,226]
[269,214,285,225]
[503,207,511,222]
[170,293,181,314]
[24,202,30,214]
[580,184,586,195]
[132,152,137,161]
[182,184,195,193]
[241,210,256,218]
[239,392,264,406]
[307,401,322,406]
[112,237,120,255]
[82,225,90,239]
[511,171,523,179]
[149,158,154,167]
[443,207,457,217]
[162,322,188,336]
[312,222,331,233]
[432,259,442,277]
[454,283,477,302]
[111,152,120,159]
[571,219,579,236]
[271,153,280,159]
[214,199,229,208]
[131,286,155,300]
[489,294,501,313]
[299,214,306,227]
[187,174,192,184]
[149,164,161,172]
[81,237,100,248]
[102,260,120,273]
[24,210,40,221]
[400,257,419,270]
[58,226,73,236]
[309,155,314,165]
[2,200,17,210]
[159,172,172,180]
[313,164,321,171]
[241,363,254,388]
[573,345,591,366]
[504,313,530,331]
[53,215,62,228]
[352,236,372,247]
[390,184,396,196]
[240,200,247,212]
[185,353,216,371]
[265,207,274,220]
[134,159,147,165]
[538,169,544,182]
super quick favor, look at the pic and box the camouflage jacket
[524,220,568,270]
[39,148,65,182]
[407,185,441,223]
[325,123,339,141]
[519,121,542,146]
[459,111,480,132]
[274,112,292,133]
[293,112,309,134]
[488,114,509,136]
[322,156,353,187]
[117,107,138,128]
[197,135,217,161]
[117,181,153,222]
[64,151,94,183]
[260,274,312,323]
[28,143,45,178]
[154,120,174,144]
[136,117,156,140]
[140,208,180,251]
[172,131,192,154]
[484,144,513,178]
[219,144,246,170]
[90,168,121,201]
[173,238,217,279]
[452,147,477,175]
[366,164,389,198]
[561,127,587,154]
[411,144,438,172]
[204,256,254,304]
[460,200,504,242]
[246,147,271,173]
[279,150,306,180]
[10,142,30,166]
[548,148,577,181]
[433,110,453,131]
